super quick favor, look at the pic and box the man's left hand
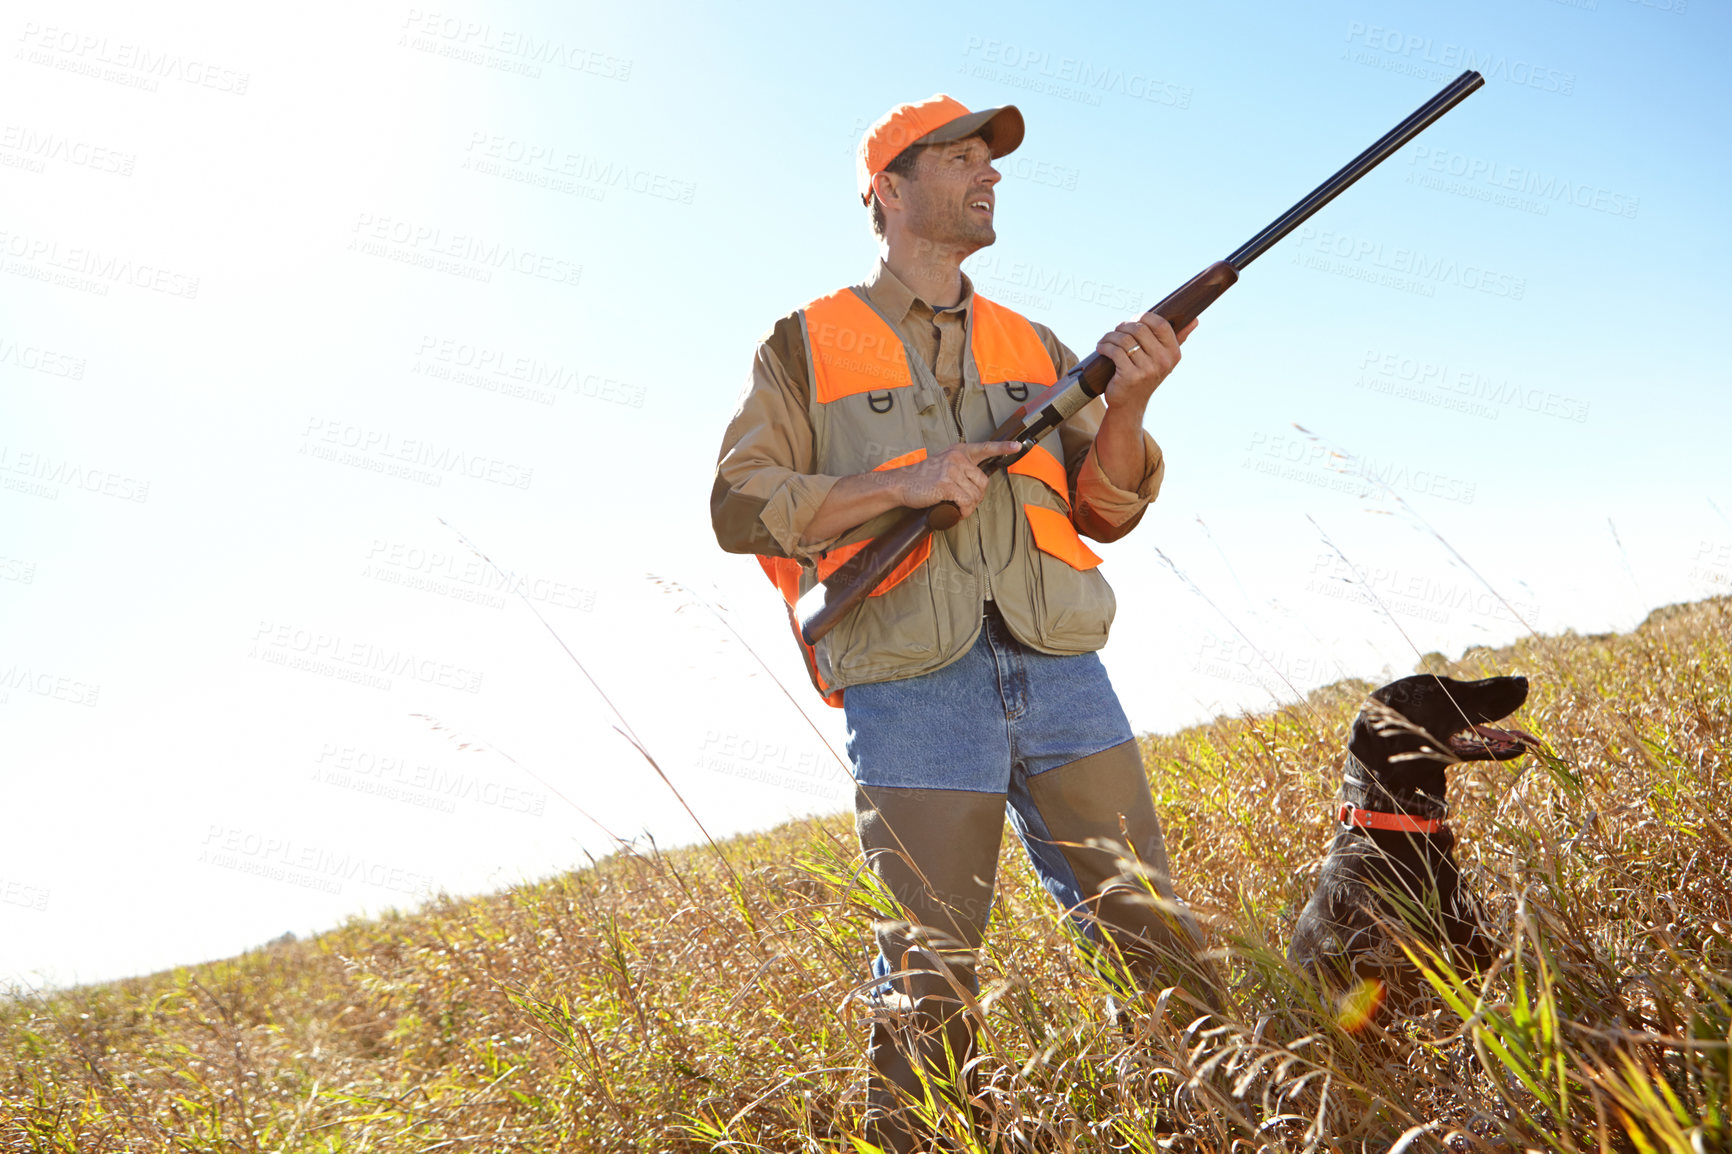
[1097,312,1198,412]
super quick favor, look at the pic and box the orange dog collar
[1338,801,1443,834]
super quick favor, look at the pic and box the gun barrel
[1225,70,1484,272]
[794,72,1486,649]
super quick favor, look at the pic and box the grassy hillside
[4,599,1729,1152]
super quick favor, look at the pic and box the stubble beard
[907,195,995,261]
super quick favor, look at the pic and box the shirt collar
[865,259,975,325]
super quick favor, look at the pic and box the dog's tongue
[1448,724,1534,758]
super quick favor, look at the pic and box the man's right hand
[796,440,1024,548]
[892,441,1023,518]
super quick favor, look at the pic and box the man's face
[898,136,1001,252]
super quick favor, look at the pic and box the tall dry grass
[2,598,1727,1152]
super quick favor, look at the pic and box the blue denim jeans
[843,605,1135,984]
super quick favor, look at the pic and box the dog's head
[1349,674,1533,797]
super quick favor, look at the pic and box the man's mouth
[1446,724,1537,761]
[969,198,993,217]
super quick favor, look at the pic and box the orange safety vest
[758,286,1109,705]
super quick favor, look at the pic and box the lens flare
[1336,977,1386,1033]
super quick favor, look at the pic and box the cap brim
[915,105,1024,158]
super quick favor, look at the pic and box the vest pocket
[1012,497,1115,651]
[1029,551,1116,650]
[823,531,965,686]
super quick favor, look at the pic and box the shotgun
[798,69,1485,646]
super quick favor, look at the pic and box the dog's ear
[1355,677,1463,781]
[1372,674,1446,710]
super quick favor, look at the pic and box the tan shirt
[712,260,1165,560]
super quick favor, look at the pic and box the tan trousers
[854,739,1219,1152]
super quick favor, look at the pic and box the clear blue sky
[2,0,1727,989]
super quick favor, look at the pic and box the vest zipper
[948,342,994,606]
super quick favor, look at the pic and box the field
[4,598,1729,1152]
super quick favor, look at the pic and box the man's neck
[881,236,972,309]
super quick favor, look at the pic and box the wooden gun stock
[794,71,1484,648]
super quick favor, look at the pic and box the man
[711,94,1219,1151]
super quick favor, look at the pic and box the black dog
[1288,674,1533,1004]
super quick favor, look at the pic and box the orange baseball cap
[857,94,1025,205]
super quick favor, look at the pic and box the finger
[947,474,983,509]
[1109,324,1156,363]
[1123,322,1162,360]
[964,439,1024,463]
[1138,312,1180,353]
[1097,335,1136,376]
[1175,318,1199,344]
[945,463,986,502]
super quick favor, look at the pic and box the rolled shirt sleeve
[1073,432,1165,541]
[710,316,844,559]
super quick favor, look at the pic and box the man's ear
[871,170,901,212]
